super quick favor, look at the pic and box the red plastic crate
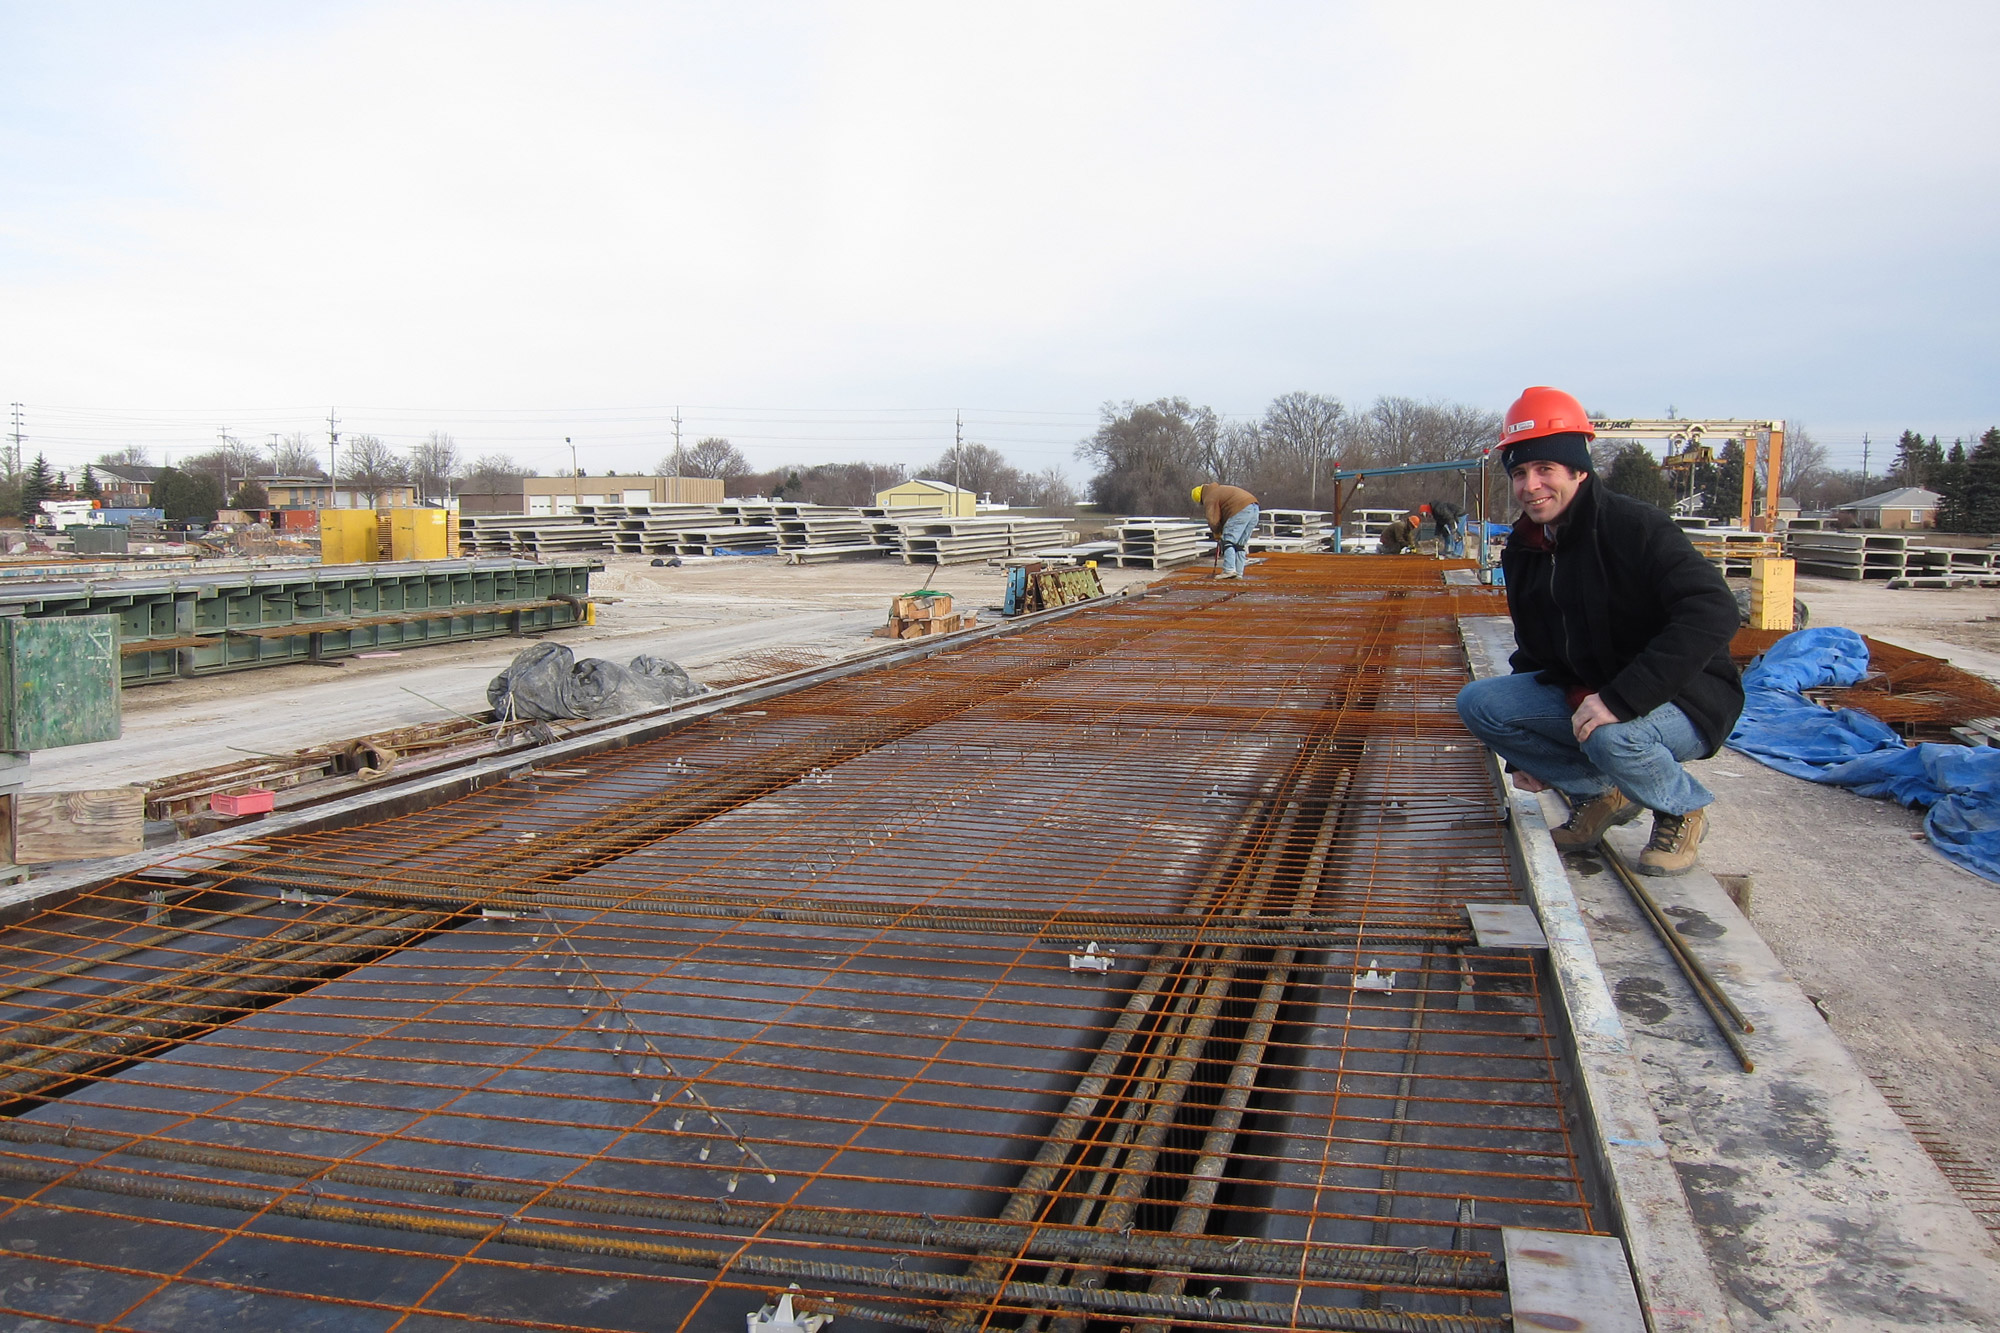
[209,789,275,817]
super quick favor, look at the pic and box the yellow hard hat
[1190,485,1204,504]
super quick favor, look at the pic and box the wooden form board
[11,788,146,864]
[1749,557,1796,631]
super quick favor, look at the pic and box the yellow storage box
[389,509,450,561]
[320,509,382,565]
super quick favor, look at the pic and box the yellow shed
[388,509,451,560]
[320,509,382,565]
[876,478,978,518]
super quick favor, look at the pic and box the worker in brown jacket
[1192,484,1259,578]
[1378,510,1420,555]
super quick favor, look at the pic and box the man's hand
[1512,771,1549,793]
[1571,693,1617,744]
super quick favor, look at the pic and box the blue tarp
[1726,626,2000,882]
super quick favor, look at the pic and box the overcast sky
[2,1,1994,479]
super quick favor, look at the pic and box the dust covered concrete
[1687,571,2000,1250]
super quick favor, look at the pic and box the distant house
[457,475,724,517]
[257,476,335,508]
[1833,486,1941,530]
[876,478,976,518]
[252,475,420,509]
[93,464,167,508]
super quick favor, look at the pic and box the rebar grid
[0,557,1603,1333]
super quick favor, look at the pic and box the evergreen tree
[1935,441,1971,530]
[78,464,102,500]
[1704,441,1745,522]
[18,454,53,522]
[1603,443,1675,510]
[1890,429,1944,487]
[153,467,225,524]
[1941,429,2000,533]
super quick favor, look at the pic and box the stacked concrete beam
[1103,518,1207,568]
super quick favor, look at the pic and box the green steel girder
[0,558,598,687]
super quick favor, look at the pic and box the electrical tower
[6,404,22,480]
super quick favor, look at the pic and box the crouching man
[1454,386,1744,876]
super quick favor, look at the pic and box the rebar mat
[0,556,1608,1333]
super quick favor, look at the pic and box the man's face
[1510,461,1586,524]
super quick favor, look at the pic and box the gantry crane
[1590,418,1788,531]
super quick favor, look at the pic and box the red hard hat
[1500,386,1595,445]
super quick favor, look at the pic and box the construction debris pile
[1002,562,1105,615]
[488,642,707,721]
[460,502,1083,566]
[872,589,980,638]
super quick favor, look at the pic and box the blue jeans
[1455,672,1714,815]
[1219,505,1258,575]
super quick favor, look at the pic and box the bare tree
[409,431,461,504]
[1076,398,1218,515]
[1775,425,1829,501]
[464,454,538,489]
[1258,392,1346,505]
[342,434,407,507]
[1027,465,1077,507]
[661,437,751,480]
[922,442,1026,500]
[269,431,325,477]
[96,445,150,469]
[178,435,269,498]
[1356,397,1496,467]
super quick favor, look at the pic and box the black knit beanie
[1500,431,1592,475]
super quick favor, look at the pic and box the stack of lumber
[1102,518,1207,568]
[1687,529,1784,576]
[871,591,979,639]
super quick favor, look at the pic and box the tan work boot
[1638,807,1708,876]
[1549,788,1640,852]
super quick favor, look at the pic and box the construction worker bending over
[1453,386,1743,877]
[1378,510,1420,555]
[1193,483,1259,579]
[1427,499,1466,557]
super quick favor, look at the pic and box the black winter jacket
[1501,479,1744,755]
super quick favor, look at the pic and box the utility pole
[327,409,340,509]
[672,407,684,489]
[954,411,963,510]
[218,428,231,504]
[6,403,23,480]
[568,436,578,514]
[1860,433,1871,486]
